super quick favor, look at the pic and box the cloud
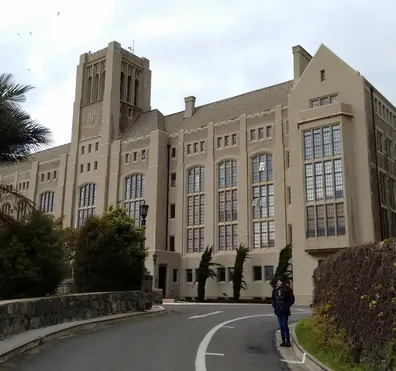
[1,0,395,146]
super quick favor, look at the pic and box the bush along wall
[312,239,396,368]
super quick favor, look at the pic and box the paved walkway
[2,304,310,371]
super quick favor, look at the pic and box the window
[77,183,96,227]
[81,146,85,155]
[120,72,125,100]
[80,164,84,173]
[173,269,178,283]
[266,126,272,137]
[170,204,176,219]
[187,167,205,253]
[320,69,325,81]
[287,186,291,205]
[253,266,262,281]
[134,79,139,106]
[124,174,145,226]
[1,202,12,215]
[228,268,234,282]
[169,236,175,252]
[94,161,98,170]
[87,163,91,172]
[40,191,55,213]
[232,134,237,145]
[200,141,205,152]
[41,173,44,182]
[47,172,50,181]
[224,136,230,146]
[125,153,130,163]
[218,160,238,250]
[88,144,92,153]
[376,131,383,152]
[187,144,192,154]
[95,142,99,151]
[217,137,222,148]
[171,147,176,158]
[217,267,226,282]
[252,154,275,248]
[53,171,57,180]
[311,94,339,108]
[258,127,264,139]
[186,269,193,283]
[264,266,274,281]
[16,201,28,221]
[170,173,176,187]
[250,130,256,141]
[286,150,290,168]
[193,142,198,153]
[133,152,137,162]
[141,149,146,160]
[304,124,345,238]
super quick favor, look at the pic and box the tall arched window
[187,167,205,253]
[124,174,145,226]
[218,160,238,250]
[252,154,275,248]
[16,201,28,221]
[77,183,96,227]
[120,72,125,101]
[126,75,132,103]
[40,191,55,213]
[87,76,92,104]
[100,71,106,100]
[93,73,99,102]
[1,202,12,215]
[133,79,139,106]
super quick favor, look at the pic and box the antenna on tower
[127,40,135,54]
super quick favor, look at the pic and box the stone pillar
[107,140,121,207]
[175,130,185,254]
[205,122,215,248]
[28,161,39,205]
[238,114,249,245]
[54,154,68,218]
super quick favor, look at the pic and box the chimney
[184,96,196,118]
[292,45,312,85]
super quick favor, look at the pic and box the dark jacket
[272,286,295,316]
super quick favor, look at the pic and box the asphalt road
[3,303,310,371]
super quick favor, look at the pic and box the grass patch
[295,318,366,371]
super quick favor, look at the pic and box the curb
[0,308,167,366]
[290,323,332,371]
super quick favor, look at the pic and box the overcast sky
[1,0,395,146]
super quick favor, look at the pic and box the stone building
[1,41,395,305]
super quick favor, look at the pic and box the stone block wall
[152,289,163,305]
[0,291,146,339]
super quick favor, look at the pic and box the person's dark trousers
[277,315,290,342]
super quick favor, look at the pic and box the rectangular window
[217,137,222,148]
[250,129,256,141]
[141,149,146,160]
[95,142,99,151]
[320,69,325,81]
[200,141,205,152]
[170,172,176,187]
[264,266,274,281]
[94,161,98,170]
[312,99,320,108]
[253,266,262,281]
[80,164,83,173]
[171,147,176,158]
[173,269,178,283]
[225,135,230,146]
[47,172,51,181]
[287,186,291,205]
[88,144,92,153]
[170,204,176,219]
[266,126,272,137]
[169,236,175,252]
[125,153,130,163]
[228,268,234,282]
[187,144,192,154]
[306,206,315,237]
[232,134,237,145]
[41,173,44,182]
[258,127,264,139]
[217,267,226,282]
[186,269,193,283]
[53,171,57,180]
[194,142,198,153]
[133,152,137,162]
[87,162,91,172]
[285,150,290,168]
[81,146,85,155]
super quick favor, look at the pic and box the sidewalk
[0,306,166,365]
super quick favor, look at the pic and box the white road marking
[206,353,224,357]
[165,302,271,307]
[187,311,223,320]
[295,308,309,312]
[195,313,274,371]
[281,352,306,364]
[222,325,234,329]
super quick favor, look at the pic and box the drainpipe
[165,144,171,251]
[369,86,384,240]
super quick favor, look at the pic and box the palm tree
[0,73,52,223]
[194,245,222,302]
[231,244,250,302]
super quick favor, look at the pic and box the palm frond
[0,73,34,111]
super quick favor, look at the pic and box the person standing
[272,279,295,347]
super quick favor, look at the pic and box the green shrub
[0,212,67,299]
[73,206,147,293]
[313,239,396,367]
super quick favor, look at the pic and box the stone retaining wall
[0,291,146,339]
[152,289,163,305]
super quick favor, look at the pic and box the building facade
[1,41,395,305]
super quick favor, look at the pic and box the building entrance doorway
[158,265,167,297]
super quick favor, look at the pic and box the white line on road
[222,325,234,329]
[187,311,224,320]
[206,353,224,357]
[165,302,271,306]
[281,352,306,364]
[195,312,307,371]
